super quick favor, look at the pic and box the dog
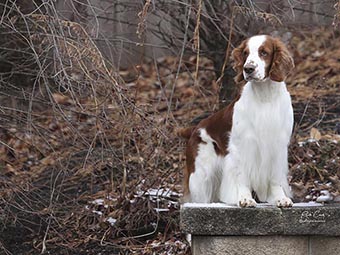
[179,35,295,208]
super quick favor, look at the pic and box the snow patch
[92,210,103,216]
[183,202,236,208]
[184,202,326,208]
[142,188,179,198]
[316,190,333,202]
[154,208,169,212]
[106,217,117,226]
[92,199,104,205]
[292,202,323,207]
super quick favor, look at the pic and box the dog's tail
[176,126,195,140]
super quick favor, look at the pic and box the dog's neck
[248,78,285,102]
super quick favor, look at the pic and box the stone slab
[181,203,283,235]
[309,236,340,255]
[192,235,308,255]
[282,205,340,236]
[181,203,340,236]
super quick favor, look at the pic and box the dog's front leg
[268,149,293,208]
[237,174,256,207]
[268,184,293,208]
[238,182,257,208]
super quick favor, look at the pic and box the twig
[166,4,192,122]
[41,216,51,254]
[216,5,236,86]
[193,0,203,87]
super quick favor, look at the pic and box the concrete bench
[180,203,340,255]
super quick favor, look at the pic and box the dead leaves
[52,93,72,105]
[119,56,218,120]
[288,30,340,89]
[308,127,340,143]
[286,30,340,204]
[290,129,340,203]
[310,127,322,141]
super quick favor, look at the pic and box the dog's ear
[232,39,248,83]
[269,38,294,82]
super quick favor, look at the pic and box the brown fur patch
[182,95,240,199]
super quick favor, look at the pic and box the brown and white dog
[179,35,295,207]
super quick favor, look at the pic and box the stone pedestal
[180,203,340,255]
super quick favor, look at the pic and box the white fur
[188,36,294,207]
[219,79,293,207]
[244,35,267,81]
[189,129,223,203]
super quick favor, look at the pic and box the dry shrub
[0,3,191,254]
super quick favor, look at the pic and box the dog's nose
[244,64,256,74]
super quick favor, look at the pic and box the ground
[0,29,339,254]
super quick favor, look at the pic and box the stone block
[181,203,340,236]
[309,237,340,255]
[282,205,340,236]
[181,204,283,235]
[192,235,308,255]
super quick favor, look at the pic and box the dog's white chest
[231,81,293,147]
[225,81,293,201]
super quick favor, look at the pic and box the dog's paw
[276,197,293,208]
[239,198,257,208]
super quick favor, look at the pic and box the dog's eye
[243,50,248,57]
[260,50,268,57]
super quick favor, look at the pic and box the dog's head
[232,35,294,83]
